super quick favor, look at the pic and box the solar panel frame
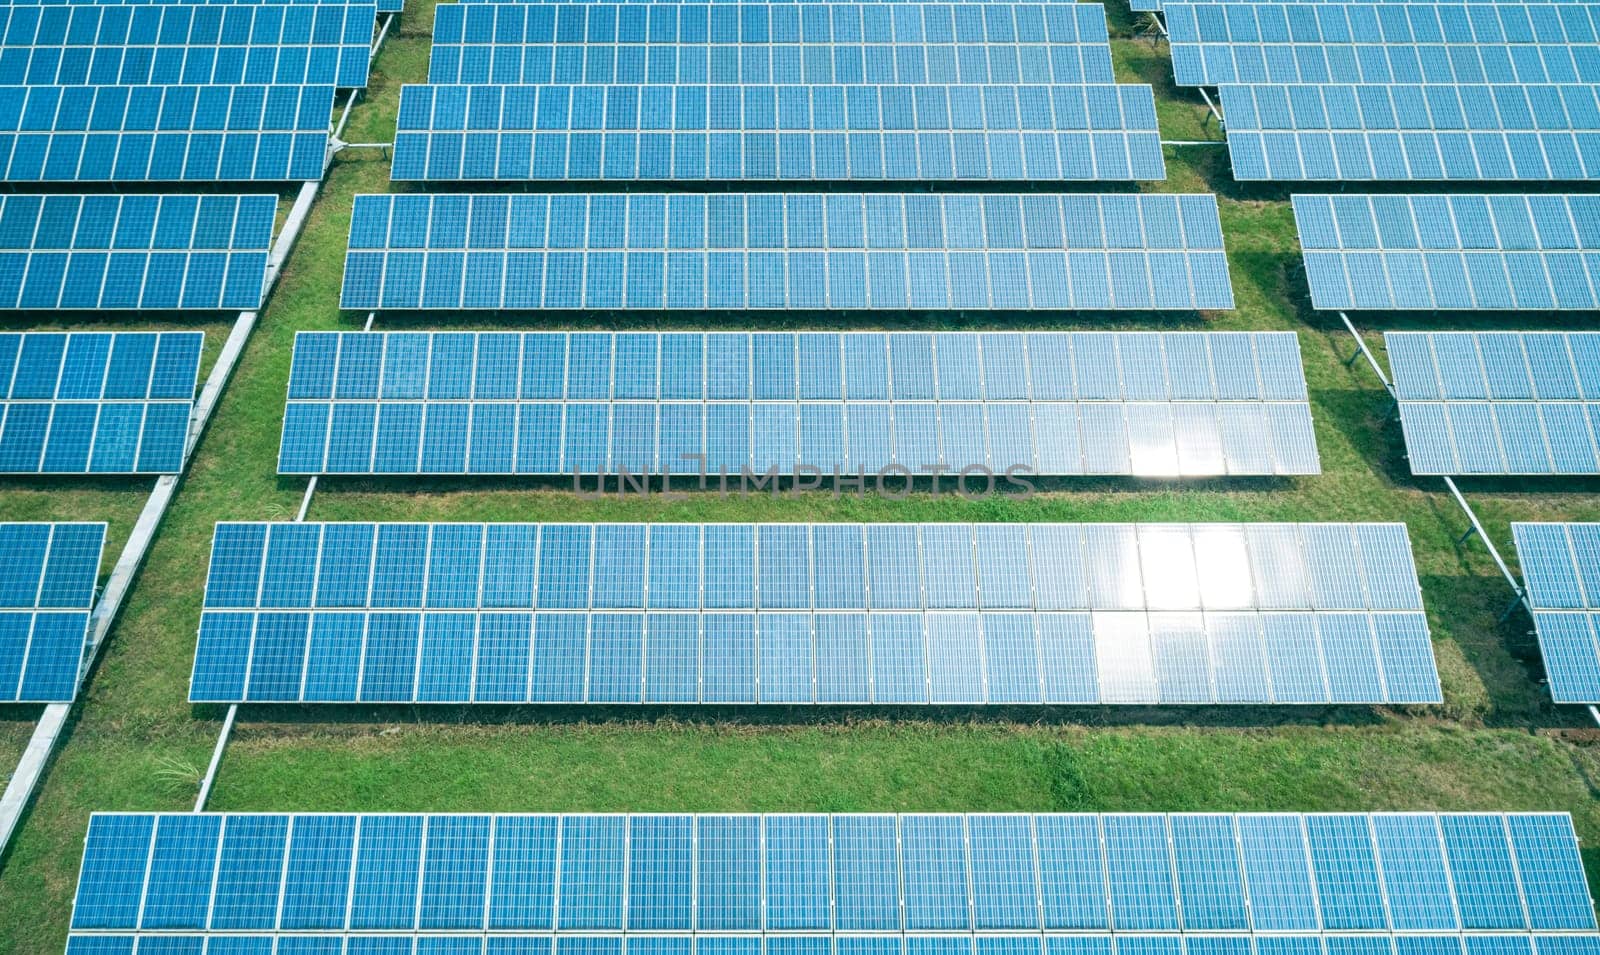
[1294,194,1600,311]
[390,82,1165,182]
[1221,83,1600,181]
[1387,331,1600,476]
[339,193,1236,310]
[188,521,1437,705]
[277,330,1316,477]
[1168,2,1600,87]
[0,331,204,473]
[0,521,105,701]
[0,193,274,310]
[68,811,1595,943]
[1512,522,1600,702]
[0,3,376,88]
[0,83,334,182]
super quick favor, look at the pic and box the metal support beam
[192,705,237,813]
[1589,705,1600,729]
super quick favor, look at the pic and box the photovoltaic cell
[0,522,105,701]
[430,2,1116,85]
[1294,194,1600,310]
[339,193,1235,310]
[390,83,1165,182]
[188,521,1438,705]
[0,331,204,473]
[276,330,1317,477]
[1168,3,1600,87]
[1221,83,1600,181]
[0,83,334,182]
[0,4,376,88]
[1512,523,1600,701]
[1386,331,1600,475]
[67,812,1595,947]
[0,193,274,310]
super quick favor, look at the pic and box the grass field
[3,3,1600,951]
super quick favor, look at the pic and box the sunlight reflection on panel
[1246,524,1312,610]
[1193,525,1256,610]
[1139,525,1201,610]
[1092,611,1158,703]
[1087,525,1145,610]
[1173,404,1227,476]
[1150,611,1211,703]
[1127,405,1182,477]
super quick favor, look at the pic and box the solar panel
[1510,522,1600,702]
[0,83,334,182]
[0,0,392,7]
[189,521,1438,705]
[1167,2,1600,86]
[69,811,1595,946]
[1221,83,1600,181]
[1386,331,1600,476]
[0,522,104,701]
[1293,194,1600,310]
[276,330,1318,477]
[429,2,1115,85]
[0,4,376,88]
[0,332,203,473]
[0,193,275,310]
[391,82,1164,181]
[1137,0,1591,11]
[340,193,1235,310]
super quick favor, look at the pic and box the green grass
[4,4,1600,952]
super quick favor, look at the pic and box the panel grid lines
[277,330,1316,477]
[188,521,1438,705]
[1220,83,1600,181]
[68,812,1596,942]
[1513,522,1600,701]
[0,521,106,701]
[339,193,1235,310]
[1386,331,1600,476]
[0,3,376,88]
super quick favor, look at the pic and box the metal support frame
[0,12,400,855]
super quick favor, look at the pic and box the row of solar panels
[1515,523,1600,703]
[275,330,1312,476]
[0,523,104,702]
[69,812,1593,935]
[188,521,1436,705]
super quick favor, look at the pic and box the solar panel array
[0,193,275,310]
[1387,331,1600,476]
[1168,2,1600,87]
[1292,193,1600,310]
[1220,83,1600,181]
[189,521,1438,705]
[68,811,1593,946]
[276,330,1319,477]
[339,193,1235,310]
[390,82,1165,182]
[0,82,333,182]
[0,3,377,88]
[1511,523,1600,703]
[429,3,1118,85]
[0,522,105,702]
[0,332,203,474]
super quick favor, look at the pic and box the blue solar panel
[1387,331,1600,476]
[0,83,333,182]
[189,521,1436,705]
[1512,522,1600,701]
[0,193,274,310]
[0,4,375,87]
[1222,83,1600,181]
[340,193,1235,310]
[431,2,1115,84]
[0,331,203,473]
[1168,3,1600,86]
[390,83,1164,181]
[0,521,104,701]
[1136,0,1593,11]
[277,330,1317,477]
[69,811,1595,947]
[1294,194,1600,310]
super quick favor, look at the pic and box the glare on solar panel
[68,811,1595,947]
[0,331,204,474]
[189,521,1436,705]
[339,193,1235,310]
[1386,331,1600,476]
[0,521,105,701]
